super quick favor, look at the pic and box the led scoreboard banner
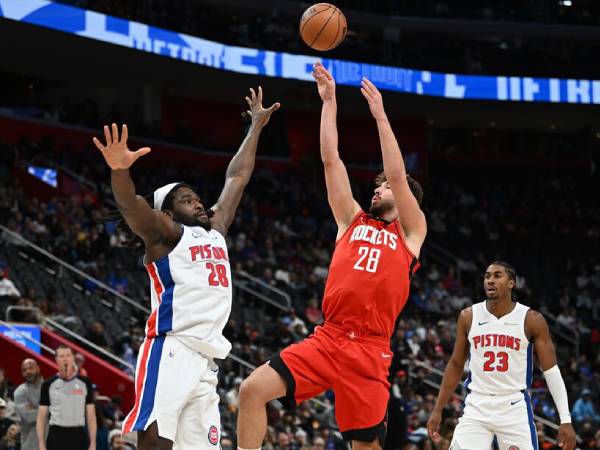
[1,0,599,105]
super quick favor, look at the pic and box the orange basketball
[299,3,347,51]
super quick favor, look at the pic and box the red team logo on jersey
[508,446,520,450]
[208,425,219,445]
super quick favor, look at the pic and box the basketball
[299,3,347,51]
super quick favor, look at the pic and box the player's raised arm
[427,308,472,443]
[526,310,577,450]
[93,124,178,245]
[313,62,360,236]
[210,86,280,236]
[360,78,427,255]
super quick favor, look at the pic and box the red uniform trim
[122,338,154,433]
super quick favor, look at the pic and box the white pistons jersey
[144,225,232,359]
[465,301,533,395]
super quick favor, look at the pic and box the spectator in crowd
[36,345,96,450]
[225,377,243,414]
[13,359,43,450]
[91,387,110,450]
[107,429,132,450]
[101,396,123,429]
[0,423,20,450]
[75,353,89,378]
[304,299,323,326]
[311,436,325,450]
[0,399,14,442]
[0,371,16,423]
[86,322,109,349]
[572,389,600,425]
[0,268,20,301]
[274,431,291,450]
[0,370,14,403]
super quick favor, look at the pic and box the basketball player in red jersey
[236,62,427,450]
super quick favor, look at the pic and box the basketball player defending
[237,63,427,450]
[92,87,279,450]
[427,262,577,450]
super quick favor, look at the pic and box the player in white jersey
[92,87,280,450]
[427,261,576,450]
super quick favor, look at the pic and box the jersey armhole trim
[522,306,532,343]
[334,209,365,245]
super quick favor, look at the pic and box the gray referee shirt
[39,374,94,427]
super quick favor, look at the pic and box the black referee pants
[47,425,88,450]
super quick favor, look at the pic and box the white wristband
[544,365,571,424]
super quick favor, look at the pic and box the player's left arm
[527,310,577,450]
[86,403,97,450]
[360,78,426,257]
[210,86,280,236]
[84,377,97,450]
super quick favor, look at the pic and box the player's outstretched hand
[312,61,335,102]
[245,86,280,129]
[557,423,576,450]
[426,411,442,443]
[92,124,151,170]
[360,77,387,121]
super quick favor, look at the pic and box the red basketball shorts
[268,323,392,444]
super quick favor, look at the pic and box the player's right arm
[93,124,179,245]
[527,310,577,450]
[312,62,360,237]
[427,307,472,443]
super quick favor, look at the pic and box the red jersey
[321,211,419,339]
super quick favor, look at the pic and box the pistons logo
[508,446,520,450]
[208,425,219,445]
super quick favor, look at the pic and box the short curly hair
[375,172,423,205]
[488,261,517,283]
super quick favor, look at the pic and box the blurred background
[0,1,599,449]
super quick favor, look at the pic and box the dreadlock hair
[488,260,518,302]
[375,172,424,205]
[100,183,191,254]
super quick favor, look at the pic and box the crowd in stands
[1,127,599,449]
[52,0,600,78]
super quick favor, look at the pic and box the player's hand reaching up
[557,423,576,450]
[426,410,442,443]
[92,124,151,170]
[360,77,387,121]
[245,86,280,129]
[312,61,336,102]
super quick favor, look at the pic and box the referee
[36,344,96,450]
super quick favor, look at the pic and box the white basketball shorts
[122,335,221,450]
[450,391,539,450]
